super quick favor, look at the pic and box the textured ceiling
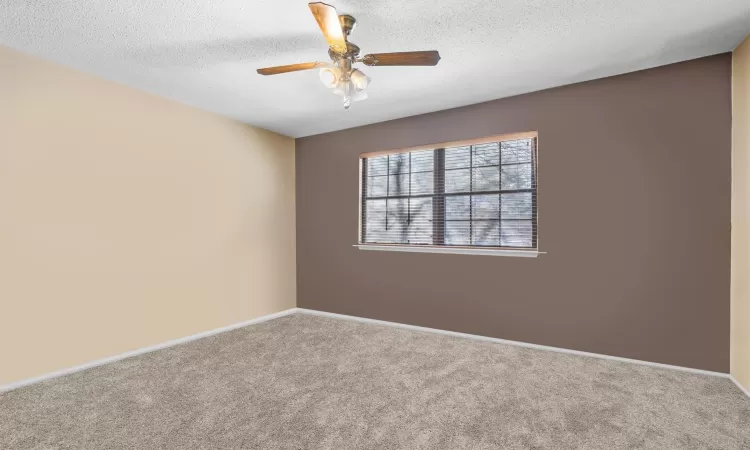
[2,0,750,137]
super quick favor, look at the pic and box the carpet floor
[1,313,749,449]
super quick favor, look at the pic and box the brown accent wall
[296,54,732,372]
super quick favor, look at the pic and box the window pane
[365,199,386,218]
[366,175,387,197]
[501,139,532,164]
[408,198,433,244]
[472,220,500,246]
[386,198,408,222]
[367,156,388,176]
[445,146,471,169]
[472,194,500,219]
[386,199,408,243]
[364,199,387,243]
[501,163,532,190]
[446,195,470,220]
[500,220,533,247]
[472,166,500,192]
[472,143,500,166]
[388,174,409,196]
[389,153,410,174]
[445,221,471,246]
[410,171,434,195]
[445,168,470,193]
[410,150,434,172]
[501,192,533,219]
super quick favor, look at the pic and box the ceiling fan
[256,2,441,109]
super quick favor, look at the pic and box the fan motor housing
[329,41,360,61]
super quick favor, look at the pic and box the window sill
[353,244,542,257]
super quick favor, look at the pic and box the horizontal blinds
[360,137,537,249]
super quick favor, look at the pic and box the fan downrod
[338,14,356,36]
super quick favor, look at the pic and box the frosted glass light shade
[319,67,341,88]
[350,69,370,90]
[332,80,353,96]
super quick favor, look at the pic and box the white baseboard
[730,375,750,399]
[296,308,730,379]
[3,307,738,394]
[0,308,300,393]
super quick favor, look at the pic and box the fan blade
[257,62,325,76]
[308,2,347,53]
[362,51,441,67]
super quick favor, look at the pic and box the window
[359,132,538,251]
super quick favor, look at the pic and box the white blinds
[359,135,537,249]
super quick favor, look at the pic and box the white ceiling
[2,1,749,137]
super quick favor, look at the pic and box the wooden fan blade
[308,2,347,53]
[257,62,324,76]
[362,51,441,67]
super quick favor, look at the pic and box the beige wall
[732,36,750,391]
[0,46,296,386]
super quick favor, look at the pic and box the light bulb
[319,67,340,88]
[350,69,370,90]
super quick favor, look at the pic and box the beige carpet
[1,313,749,449]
